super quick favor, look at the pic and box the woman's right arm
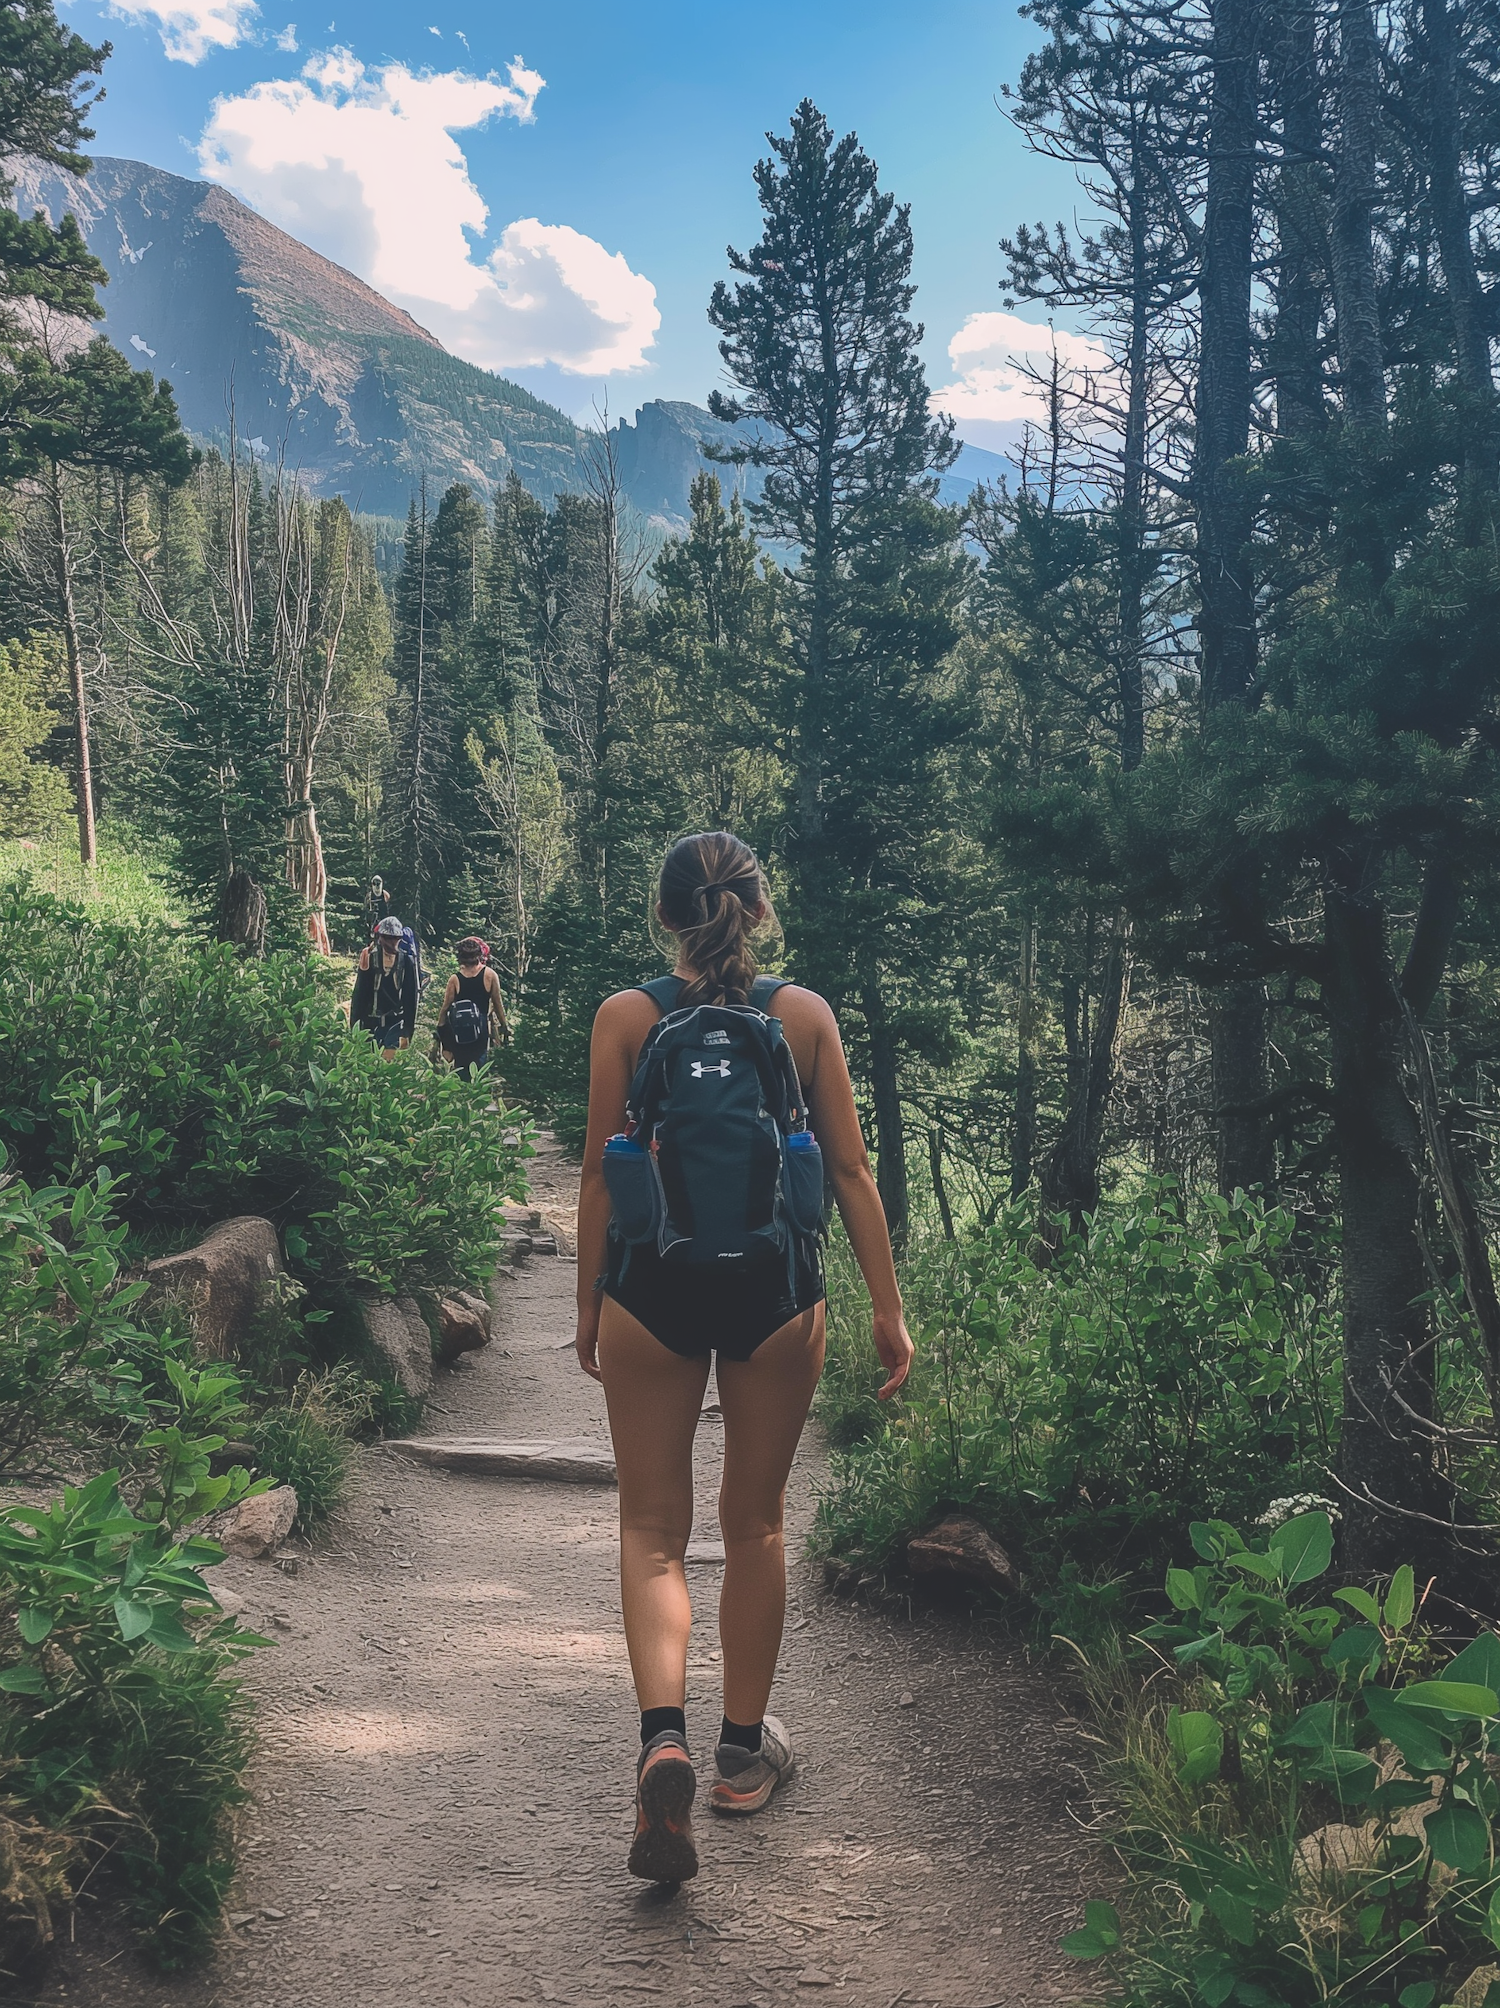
[437,975,458,1024]
[803,997,913,1400]
[574,995,636,1382]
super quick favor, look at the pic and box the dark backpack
[447,996,486,1047]
[602,975,825,1290]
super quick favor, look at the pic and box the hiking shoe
[628,1730,698,1883]
[709,1716,795,1815]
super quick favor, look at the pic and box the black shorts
[603,1235,825,1362]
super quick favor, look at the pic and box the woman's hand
[575,1298,604,1382]
[872,1309,913,1401]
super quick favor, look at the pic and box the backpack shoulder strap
[638,975,685,1013]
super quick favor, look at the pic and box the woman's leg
[598,1297,711,1712]
[714,1303,826,1726]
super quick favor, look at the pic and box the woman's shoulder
[764,980,835,1026]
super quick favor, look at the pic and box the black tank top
[455,969,490,1048]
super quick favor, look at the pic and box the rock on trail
[30,1161,1093,2008]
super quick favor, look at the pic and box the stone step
[384,1438,617,1484]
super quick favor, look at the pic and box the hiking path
[33,1138,1095,2008]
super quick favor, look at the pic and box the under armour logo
[691,1060,731,1079]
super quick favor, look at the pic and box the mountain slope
[10,155,590,514]
[8,155,1013,530]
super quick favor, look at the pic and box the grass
[0,823,185,928]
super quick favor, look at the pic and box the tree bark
[49,467,96,868]
[1011,917,1040,1199]
[1040,931,1130,1236]
[863,981,908,1245]
[1326,881,1447,1572]
[216,868,267,957]
[1269,0,1329,439]
[1329,0,1387,427]
[1210,980,1276,1191]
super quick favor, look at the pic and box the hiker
[350,914,418,1060]
[574,831,912,1884]
[436,937,509,1077]
[363,873,393,938]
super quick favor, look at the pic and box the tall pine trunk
[1195,0,1271,1193]
[49,466,96,868]
[1326,881,1447,1572]
[863,978,908,1244]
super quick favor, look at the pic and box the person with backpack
[350,914,418,1059]
[574,830,913,1885]
[436,937,509,1078]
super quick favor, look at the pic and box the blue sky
[59,0,1092,446]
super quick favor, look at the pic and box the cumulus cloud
[197,51,659,376]
[274,21,297,50]
[933,311,1110,430]
[105,0,258,62]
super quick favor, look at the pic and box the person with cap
[436,937,509,1077]
[350,915,418,1059]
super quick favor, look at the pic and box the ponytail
[657,832,772,1006]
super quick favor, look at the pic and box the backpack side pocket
[602,1136,662,1244]
[781,1131,825,1236]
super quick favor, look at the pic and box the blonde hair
[657,831,775,1006]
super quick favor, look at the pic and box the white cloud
[933,311,1110,428]
[197,50,659,376]
[105,0,258,62]
[274,21,297,50]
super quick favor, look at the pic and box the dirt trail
[36,1143,1095,2008]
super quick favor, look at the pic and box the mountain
[8,155,1014,529]
[9,155,590,515]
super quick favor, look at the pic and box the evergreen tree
[708,99,965,1237]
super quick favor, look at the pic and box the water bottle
[782,1127,824,1233]
[603,1133,658,1242]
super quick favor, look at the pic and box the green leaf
[1191,1951,1240,2007]
[17,1606,53,1645]
[1205,1884,1257,1945]
[1166,1566,1201,1610]
[1272,1511,1333,1584]
[1059,1899,1120,1960]
[1168,1708,1224,1784]
[1326,1624,1384,1675]
[1364,1685,1452,1770]
[1398,1680,1499,1717]
[1425,1797,1490,1872]
[1334,1586,1382,1624]
[1446,1632,1500,1692]
[1384,1565,1416,1631]
[0,1664,48,1694]
[1486,1881,1500,1951]
[1398,1984,1436,2008]
[114,1595,154,1641]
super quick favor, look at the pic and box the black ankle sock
[640,1706,686,1746]
[720,1715,763,1753]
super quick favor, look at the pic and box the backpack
[602,975,825,1293]
[369,923,428,994]
[447,996,486,1047]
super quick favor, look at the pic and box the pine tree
[708,99,964,1237]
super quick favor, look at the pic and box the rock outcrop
[357,1295,433,1399]
[907,1515,1023,1595]
[435,1295,490,1365]
[143,1216,283,1358]
[220,1485,298,1558]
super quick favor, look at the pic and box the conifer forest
[7,0,1500,1999]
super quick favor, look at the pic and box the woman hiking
[575,831,912,1884]
[350,914,418,1060]
[437,937,509,1078]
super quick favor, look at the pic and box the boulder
[907,1514,1023,1595]
[357,1295,433,1400]
[454,1290,493,1339]
[220,1485,298,1558]
[435,1296,489,1365]
[143,1217,283,1359]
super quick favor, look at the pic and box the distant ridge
[8,155,1013,528]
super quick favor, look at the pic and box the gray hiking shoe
[709,1716,795,1814]
[628,1730,698,1882]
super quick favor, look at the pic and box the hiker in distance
[437,937,509,1077]
[575,830,913,1885]
[350,914,418,1060]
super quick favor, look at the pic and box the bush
[249,1368,372,1533]
[816,1180,1340,1586]
[0,879,533,1302]
[0,1175,267,1969]
[1060,1510,1500,2008]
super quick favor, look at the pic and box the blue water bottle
[782,1128,824,1234]
[603,1133,658,1242]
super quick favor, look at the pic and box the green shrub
[0,879,533,1304]
[249,1369,372,1533]
[1060,1511,1500,2008]
[816,1180,1340,1584]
